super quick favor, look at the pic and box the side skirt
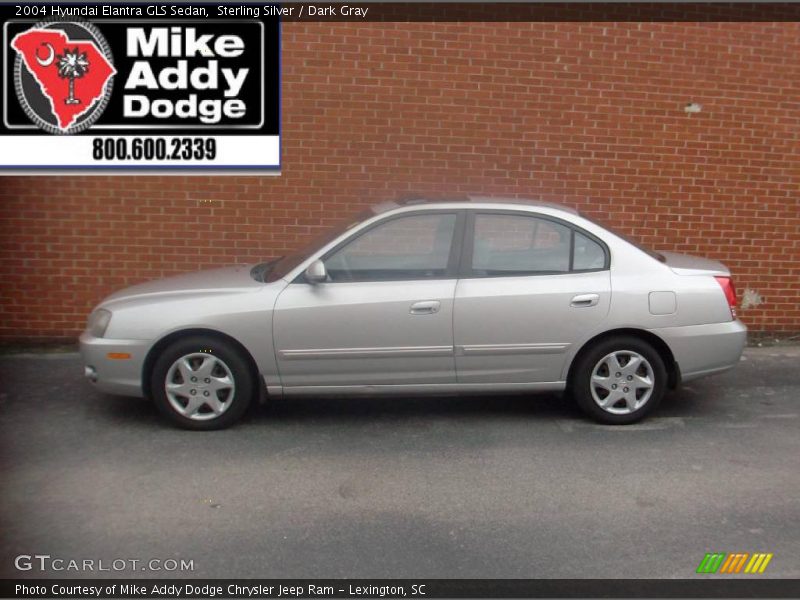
[265,380,566,398]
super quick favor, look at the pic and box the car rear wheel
[571,336,666,424]
[151,336,254,430]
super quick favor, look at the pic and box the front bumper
[79,331,152,397]
[648,319,747,383]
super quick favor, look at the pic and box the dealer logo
[123,26,251,125]
[11,20,116,134]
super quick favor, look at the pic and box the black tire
[571,335,666,425]
[150,335,254,430]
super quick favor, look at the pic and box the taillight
[714,276,737,319]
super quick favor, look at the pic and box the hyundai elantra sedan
[80,197,746,429]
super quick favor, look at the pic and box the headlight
[87,308,112,338]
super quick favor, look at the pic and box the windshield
[265,209,375,282]
[579,212,665,262]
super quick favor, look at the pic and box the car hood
[102,264,262,305]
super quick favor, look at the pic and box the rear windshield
[579,212,665,262]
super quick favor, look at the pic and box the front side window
[472,214,571,276]
[324,213,457,282]
[266,209,374,282]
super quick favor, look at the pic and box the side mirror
[304,260,327,284]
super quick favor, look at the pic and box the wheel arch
[142,328,262,400]
[566,328,680,391]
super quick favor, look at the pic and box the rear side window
[573,231,606,271]
[469,213,608,277]
[472,214,571,276]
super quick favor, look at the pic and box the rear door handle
[410,300,440,315]
[570,293,600,308]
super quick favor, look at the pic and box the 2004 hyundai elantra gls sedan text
[80,198,746,429]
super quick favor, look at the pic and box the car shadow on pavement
[259,391,579,424]
[91,393,164,426]
[90,389,581,429]
[87,378,733,429]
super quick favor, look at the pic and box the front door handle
[570,293,600,308]
[410,300,441,315]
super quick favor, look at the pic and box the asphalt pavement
[1,347,798,579]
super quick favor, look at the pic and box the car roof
[371,195,579,215]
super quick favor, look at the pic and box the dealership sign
[1,6,279,171]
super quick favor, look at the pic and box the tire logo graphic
[11,20,116,134]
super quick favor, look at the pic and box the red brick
[1,20,799,339]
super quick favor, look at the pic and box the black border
[3,578,799,598]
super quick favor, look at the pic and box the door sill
[266,380,566,397]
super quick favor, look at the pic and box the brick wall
[1,19,799,341]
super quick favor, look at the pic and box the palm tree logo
[56,47,89,105]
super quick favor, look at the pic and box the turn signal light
[107,352,132,360]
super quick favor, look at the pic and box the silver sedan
[80,197,746,429]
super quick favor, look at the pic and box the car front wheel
[571,336,666,424]
[150,336,254,430]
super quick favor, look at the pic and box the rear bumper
[648,319,747,383]
[79,331,151,397]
